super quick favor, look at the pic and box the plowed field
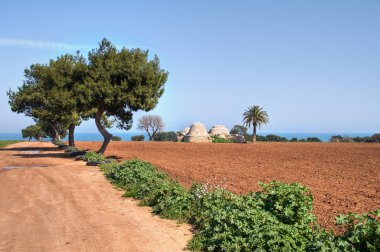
[77,141,380,231]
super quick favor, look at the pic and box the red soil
[77,141,380,231]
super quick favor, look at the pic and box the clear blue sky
[0,0,379,134]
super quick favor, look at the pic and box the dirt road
[0,142,191,252]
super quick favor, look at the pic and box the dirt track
[78,141,380,232]
[0,142,191,252]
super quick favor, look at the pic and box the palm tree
[243,105,269,142]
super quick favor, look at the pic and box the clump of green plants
[211,136,232,143]
[153,131,177,142]
[101,159,190,220]
[131,135,145,141]
[64,146,80,153]
[335,210,380,251]
[84,151,107,163]
[99,160,379,251]
[111,135,122,141]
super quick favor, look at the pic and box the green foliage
[230,125,248,136]
[21,124,47,141]
[111,135,122,141]
[131,135,145,141]
[101,160,190,220]
[243,105,269,142]
[99,159,379,251]
[290,137,298,142]
[264,134,288,142]
[0,140,20,148]
[153,131,177,142]
[306,137,322,142]
[64,146,81,153]
[8,53,87,142]
[352,134,380,143]
[211,136,232,143]
[77,39,168,153]
[83,151,106,162]
[336,210,380,251]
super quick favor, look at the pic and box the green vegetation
[79,40,168,153]
[211,135,232,143]
[131,135,145,141]
[100,159,379,251]
[111,135,122,141]
[83,151,107,163]
[8,38,168,153]
[331,134,380,143]
[305,137,322,142]
[230,125,248,136]
[8,53,88,146]
[0,140,20,148]
[153,131,177,142]
[21,124,47,141]
[243,105,269,142]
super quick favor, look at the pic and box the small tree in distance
[230,125,248,136]
[21,124,47,141]
[137,115,164,141]
[243,105,269,142]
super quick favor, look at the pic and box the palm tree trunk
[95,108,113,154]
[253,124,257,142]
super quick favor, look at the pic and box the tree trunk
[53,127,61,140]
[95,108,113,154]
[253,124,257,143]
[68,123,76,147]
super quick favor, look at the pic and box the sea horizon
[0,132,375,142]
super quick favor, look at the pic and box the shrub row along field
[77,141,380,232]
[100,159,379,251]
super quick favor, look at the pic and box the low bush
[111,135,122,141]
[306,137,322,142]
[64,146,80,153]
[336,210,380,251]
[99,160,379,251]
[131,135,145,141]
[153,131,178,142]
[83,151,106,162]
[211,136,232,143]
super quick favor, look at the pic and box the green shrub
[153,131,178,142]
[111,135,122,141]
[99,159,379,252]
[64,146,81,153]
[336,210,380,251]
[101,159,190,220]
[306,137,322,142]
[211,136,232,143]
[265,134,288,142]
[84,151,106,162]
[131,135,145,141]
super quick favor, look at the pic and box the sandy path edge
[0,142,191,252]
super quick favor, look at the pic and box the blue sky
[0,0,379,134]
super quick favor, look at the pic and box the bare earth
[0,142,191,252]
[77,141,380,232]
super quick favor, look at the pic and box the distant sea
[0,132,374,142]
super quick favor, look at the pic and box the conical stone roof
[184,122,211,143]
